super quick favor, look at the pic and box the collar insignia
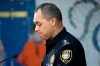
[63,40,69,45]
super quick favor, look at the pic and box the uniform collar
[46,27,67,54]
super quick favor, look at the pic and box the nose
[35,25,39,32]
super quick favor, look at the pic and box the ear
[50,17,56,27]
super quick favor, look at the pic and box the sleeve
[17,51,25,65]
[16,41,29,65]
[17,39,32,65]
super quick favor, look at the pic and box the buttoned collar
[46,27,67,54]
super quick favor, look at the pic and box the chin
[41,37,47,40]
[40,37,45,40]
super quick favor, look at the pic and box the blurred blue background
[0,0,35,66]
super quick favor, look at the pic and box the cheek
[45,26,52,36]
[42,25,51,35]
[42,26,50,35]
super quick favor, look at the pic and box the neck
[51,23,63,40]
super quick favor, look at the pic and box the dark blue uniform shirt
[42,27,87,66]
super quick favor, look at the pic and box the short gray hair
[35,3,62,21]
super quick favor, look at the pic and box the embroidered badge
[50,54,55,64]
[60,50,72,64]
[63,40,69,45]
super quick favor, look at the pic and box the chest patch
[60,50,72,64]
[50,54,55,64]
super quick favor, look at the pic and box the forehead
[33,9,44,23]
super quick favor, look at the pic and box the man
[33,3,87,66]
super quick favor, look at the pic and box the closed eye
[35,21,41,27]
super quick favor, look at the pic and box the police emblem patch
[50,54,55,64]
[60,50,72,64]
